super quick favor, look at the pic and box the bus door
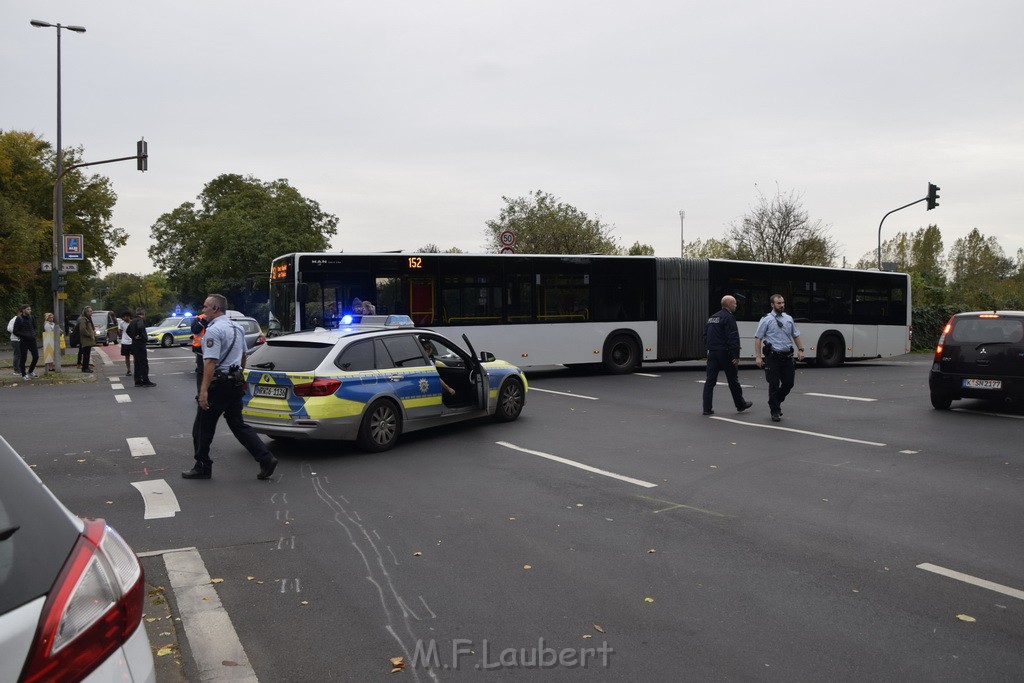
[408,278,435,325]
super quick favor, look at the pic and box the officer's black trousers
[132,344,150,384]
[192,381,271,469]
[764,352,796,413]
[703,350,746,412]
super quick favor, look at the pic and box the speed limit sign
[500,246,516,254]
[499,230,517,248]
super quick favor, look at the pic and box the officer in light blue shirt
[754,294,804,422]
[184,293,277,481]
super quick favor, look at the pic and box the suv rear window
[949,317,1024,344]
[248,341,335,372]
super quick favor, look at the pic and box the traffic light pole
[876,198,926,270]
[50,144,148,372]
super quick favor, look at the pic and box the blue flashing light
[341,314,354,325]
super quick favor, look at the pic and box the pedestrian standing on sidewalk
[13,305,39,380]
[77,307,96,373]
[118,311,133,377]
[7,313,22,377]
[702,295,753,416]
[43,312,57,372]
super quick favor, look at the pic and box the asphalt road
[3,345,1022,682]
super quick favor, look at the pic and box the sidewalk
[0,346,100,388]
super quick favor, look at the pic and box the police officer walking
[754,294,804,422]
[703,295,753,415]
[183,293,277,481]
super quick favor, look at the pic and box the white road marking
[114,394,131,403]
[698,380,756,388]
[126,436,156,457]
[130,479,181,519]
[635,372,661,377]
[804,392,877,402]
[952,407,1024,420]
[163,548,256,680]
[496,441,657,488]
[111,383,124,390]
[528,387,599,400]
[917,562,1024,601]
[710,416,886,446]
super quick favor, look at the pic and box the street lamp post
[31,19,85,371]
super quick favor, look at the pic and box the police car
[241,316,527,451]
[146,316,196,347]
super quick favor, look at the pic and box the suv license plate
[254,385,288,399]
[963,378,1002,389]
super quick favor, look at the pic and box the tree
[97,271,174,316]
[149,174,338,307]
[417,244,465,253]
[947,228,1014,309]
[484,190,619,254]
[625,241,655,255]
[855,225,948,306]
[682,237,734,259]
[0,130,123,315]
[727,187,839,265]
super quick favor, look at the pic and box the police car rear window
[248,341,335,372]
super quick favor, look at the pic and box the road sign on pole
[499,230,517,248]
[63,234,84,260]
[500,246,516,254]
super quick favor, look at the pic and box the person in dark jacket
[702,295,753,415]
[13,304,39,379]
[77,306,96,373]
[126,307,155,387]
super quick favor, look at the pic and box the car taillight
[256,333,266,346]
[19,519,145,683]
[934,319,954,362]
[293,378,342,397]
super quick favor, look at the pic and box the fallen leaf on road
[956,614,976,623]
[593,624,605,633]
[523,564,532,570]
[644,597,654,603]
[210,578,224,584]
[156,645,176,657]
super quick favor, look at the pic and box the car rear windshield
[950,317,1024,344]
[0,442,81,614]
[247,341,335,372]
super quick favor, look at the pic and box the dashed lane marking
[917,562,1024,601]
[115,394,131,403]
[710,416,886,447]
[130,478,181,519]
[127,436,156,457]
[496,441,657,488]
[804,392,877,402]
[528,387,599,400]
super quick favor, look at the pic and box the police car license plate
[254,385,288,399]
[963,378,1001,389]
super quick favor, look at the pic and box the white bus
[267,253,911,372]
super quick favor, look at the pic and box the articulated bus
[268,253,911,372]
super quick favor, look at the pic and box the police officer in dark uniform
[183,293,277,480]
[703,295,753,415]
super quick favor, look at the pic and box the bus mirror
[479,351,496,362]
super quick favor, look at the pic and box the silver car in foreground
[0,436,155,683]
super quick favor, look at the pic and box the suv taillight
[19,519,145,683]
[293,378,342,397]
[933,319,954,362]
[255,333,266,346]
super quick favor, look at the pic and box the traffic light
[137,138,148,172]
[926,182,939,210]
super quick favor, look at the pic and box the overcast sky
[3,0,1022,275]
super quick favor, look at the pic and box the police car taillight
[293,378,342,397]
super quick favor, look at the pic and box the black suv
[929,310,1024,409]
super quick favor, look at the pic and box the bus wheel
[357,399,402,452]
[604,334,639,374]
[494,378,525,422]
[815,333,844,368]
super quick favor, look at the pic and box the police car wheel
[494,378,524,422]
[160,334,174,348]
[357,399,402,452]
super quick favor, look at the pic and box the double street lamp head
[30,19,86,33]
